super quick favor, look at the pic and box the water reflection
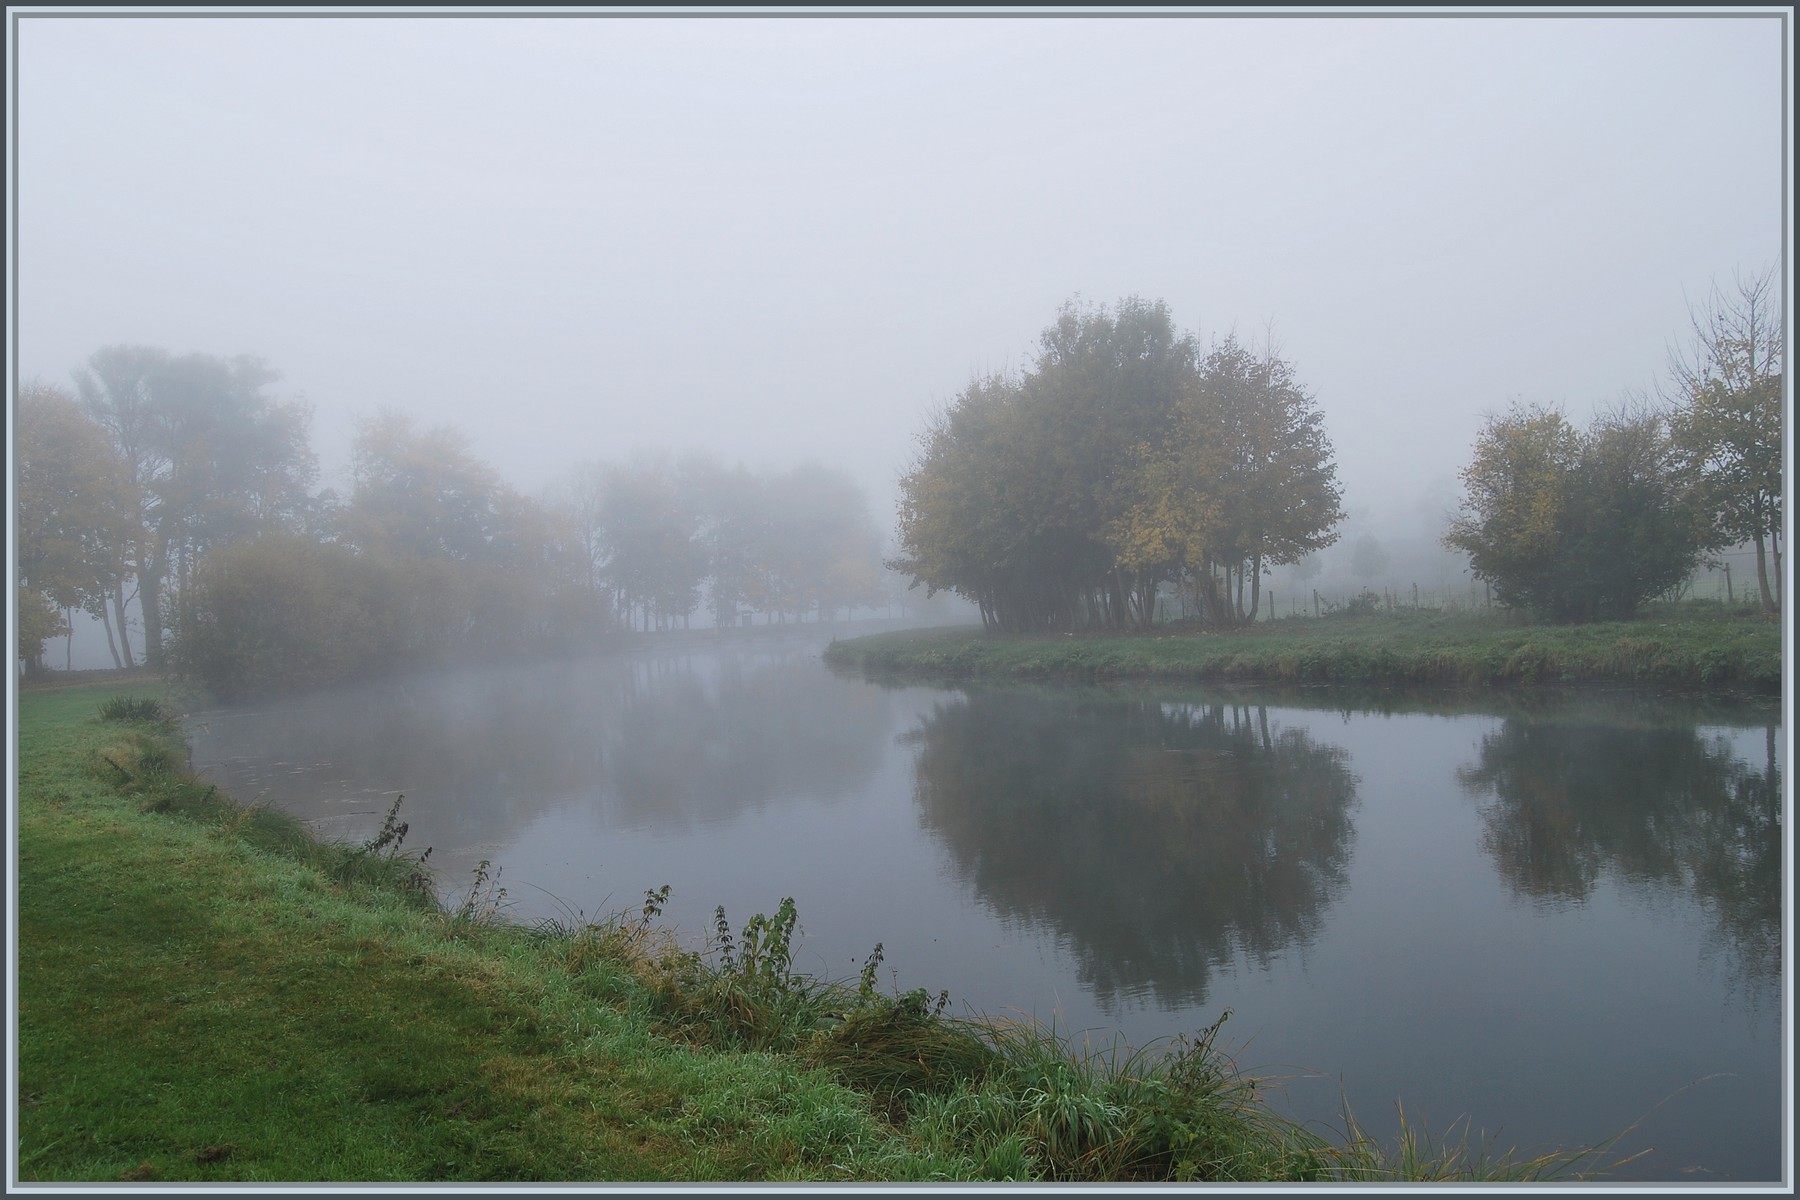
[907,687,1359,1011]
[188,644,891,847]
[188,651,1783,1182]
[1458,714,1782,1004]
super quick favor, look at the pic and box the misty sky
[11,10,1789,546]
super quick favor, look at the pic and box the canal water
[182,630,1786,1183]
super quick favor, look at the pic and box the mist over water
[185,633,1783,1183]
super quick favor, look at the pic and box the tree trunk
[139,555,165,668]
[98,599,124,668]
[1753,530,1774,614]
[111,580,136,668]
[1249,553,1262,624]
[1769,511,1782,610]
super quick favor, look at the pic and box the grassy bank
[14,682,1630,1184]
[822,604,1783,694]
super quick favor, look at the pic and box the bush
[1445,405,1706,622]
[171,534,403,700]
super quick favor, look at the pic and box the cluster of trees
[1447,267,1783,622]
[175,411,606,696]
[552,455,886,634]
[16,345,888,695]
[17,347,316,675]
[893,297,1344,632]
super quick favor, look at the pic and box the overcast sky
[11,9,1790,546]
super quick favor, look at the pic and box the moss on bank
[822,605,1783,694]
[15,681,1634,1184]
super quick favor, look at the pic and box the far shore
[820,604,1783,696]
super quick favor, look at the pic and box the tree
[757,463,886,622]
[1562,407,1709,621]
[14,383,139,666]
[1664,265,1784,614]
[16,587,68,677]
[173,534,402,699]
[341,411,604,655]
[549,461,610,595]
[895,300,1203,633]
[75,345,317,666]
[682,458,765,627]
[895,302,1344,632]
[1444,405,1582,616]
[592,456,705,631]
[1172,335,1343,625]
[344,409,502,562]
[1445,403,1704,622]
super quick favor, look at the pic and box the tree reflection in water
[1459,715,1781,1008]
[187,646,892,848]
[907,687,1359,1013]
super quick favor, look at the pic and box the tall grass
[96,694,173,724]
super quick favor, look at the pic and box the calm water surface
[184,631,1787,1183]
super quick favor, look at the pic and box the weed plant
[97,694,172,724]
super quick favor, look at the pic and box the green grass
[823,603,1783,693]
[15,679,1641,1184]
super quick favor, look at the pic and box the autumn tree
[895,301,1344,631]
[1664,265,1784,614]
[1445,403,1704,621]
[16,588,68,676]
[894,374,1054,631]
[14,383,139,667]
[1169,335,1343,625]
[896,301,1200,632]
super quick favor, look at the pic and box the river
[182,628,1786,1183]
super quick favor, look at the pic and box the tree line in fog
[16,269,1780,687]
[15,349,886,695]
[893,276,1781,631]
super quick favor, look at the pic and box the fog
[11,12,1787,632]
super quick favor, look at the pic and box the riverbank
[14,682,1633,1184]
[821,605,1784,694]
